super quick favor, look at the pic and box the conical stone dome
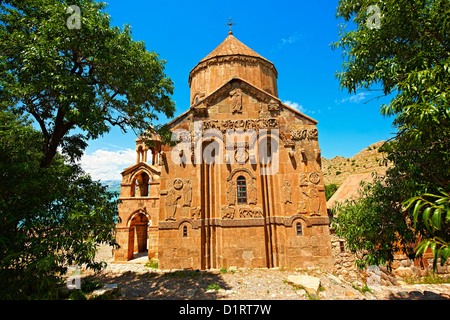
[189,31,278,105]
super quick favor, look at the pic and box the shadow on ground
[85,270,231,300]
[385,290,450,300]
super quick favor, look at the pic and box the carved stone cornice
[189,55,277,86]
[158,214,330,230]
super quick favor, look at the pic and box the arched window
[296,222,302,236]
[183,225,188,238]
[132,172,150,197]
[237,176,247,204]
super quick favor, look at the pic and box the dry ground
[73,244,450,301]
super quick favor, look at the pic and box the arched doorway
[128,211,150,259]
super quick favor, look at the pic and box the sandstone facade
[114,31,333,271]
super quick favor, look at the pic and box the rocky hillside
[322,141,392,186]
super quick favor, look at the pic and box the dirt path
[80,244,450,300]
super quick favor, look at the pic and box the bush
[325,184,338,201]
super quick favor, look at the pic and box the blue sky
[80,0,397,181]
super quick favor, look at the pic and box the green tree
[331,0,449,269]
[0,0,175,167]
[0,110,118,299]
[325,184,338,201]
[404,191,450,271]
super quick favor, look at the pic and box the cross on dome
[225,17,236,35]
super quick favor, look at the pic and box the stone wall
[331,233,450,284]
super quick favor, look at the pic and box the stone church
[114,29,333,271]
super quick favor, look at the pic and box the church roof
[198,31,273,66]
[326,171,386,210]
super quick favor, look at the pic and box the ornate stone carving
[247,179,257,205]
[246,119,258,131]
[190,206,201,219]
[173,178,183,190]
[308,128,318,140]
[297,200,307,213]
[290,128,319,141]
[227,167,256,182]
[221,205,235,219]
[183,179,192,207]
[234,119,246,129]
[165,182,181,221]
[227,180,236,206]
[299,173,308,187]
[309,172,320,185]
[290,128,307,140]
[222,119,234,130]
[283,179,292,204]
[301,183,321,216]
[203,120,220,130]
[268,99,280,111]
[201,118,278,133]
[267,118,278,128]
[230,88,243,113]
[239,206,263,218]
[234,148,249,164]
[279,131,295,148]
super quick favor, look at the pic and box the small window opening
[296,222,302,236]
[183,225,188,237]
[237,176,247,204]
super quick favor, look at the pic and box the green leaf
[422,206,432,231]
[431,208,442,230]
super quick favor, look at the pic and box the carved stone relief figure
[165,182,181,221]
[297,200,307,214]
[239,207,263,218]
[221,206,235,219]
[268,99,280,111]
[301,183,321,216]
[230,88,243,113]
[190,206,201,219]
[283,179,292,204]
[227,180,236,206]
[183,179,192,207]
[247,179,257,205]
[299,173,308,187]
